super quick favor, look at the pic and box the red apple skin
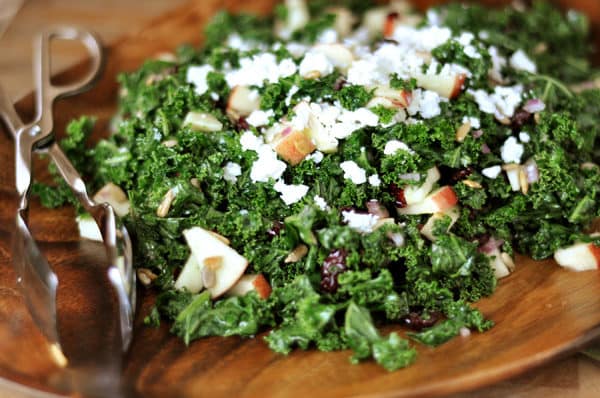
[383,12,399,37]
[449,74,467,99]
[392,90,412,108]
[430,186,458,211]
[252,274,272,299]
[589,243,600,268]
[274,130,316,165]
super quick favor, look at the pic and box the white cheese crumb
[314,195,330,211]
[306,151,324,164]
[250,146,287,183]
[501,136,524,164]
[225,53,296,88]
[285,85,300,106]
[482,165,502,179]
[407,89,442,119]
[186,65,214,96]
[384,140,414,155]
[317,28,338,44]
[246,109,274,127]
[273,180,309,205]
[519,131,531,143]
[240,131,264,152]
[340,160,367,184]
[510,50,537,73]
[468,85,523,118]
[223,162,242,183]
[462,116,481,129]
[299,52,334,78]
[368,174,381,187]
[342,210,380,233]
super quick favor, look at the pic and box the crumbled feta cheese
[384,140,414,155]
[285,85,300,106]
[462,116,481,129]
[368,174,381,187]
[225,53,296,87]
[210,92,219,101]
[239,209,249,215]
[314,195,330,211]
[488,46,507,82]
[186,65,214,96]
[223,162,242,183]
[317,28,338,44]
[391,25,452,51]
[408,89,442,119]
[240,131,264,152]
[519,131,531,143]
[291,101,312,130]
[273,180,309,205]
[342,210,379,233]
[250,146,287,183]
[299,52,334,78]
[426,10,441,26]
[246,110,274,127]
[510,50,537,73]
[468,85,523,118]
[501,136,524,164]
[482,165,502,179]
[306,151,324,163]
[340,160,367,184]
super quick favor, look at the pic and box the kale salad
[34,0,600,370]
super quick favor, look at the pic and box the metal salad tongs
[0,27,136,362]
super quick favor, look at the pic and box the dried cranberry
[235,117,250,131]
[333,77,347,91]
[450,166,474,183]
[389,183,407,208]
[402,311,441,331]
[320,249,348,293]
[267,221,284,238]
[511,109,532,130]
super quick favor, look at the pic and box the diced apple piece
[93,183,130,217]
[326,6,356,38]
[227,86,261,120]
[363,6,389,37]
[174,255,203,293]
[554,242,600,271]
[226,274,272,299]
[398,186,458,215]
[307,117,339,153]
[273,127,317,165]
[372,85,412,108]
[383,12,399,37]
[76,214,103,242]
[183,227,249,298]
[420,206,460,241]
[183,111,223,132]
[415,73,466,99]
[403,166,441,205]
[275,0,310,39]
[313,44,354,73]
[503,164,521,192]
[488,248,511,279]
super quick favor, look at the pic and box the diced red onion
[524,159,539,183]
[281,126,292,137]
[481,143,491,154]
[523,99,546,113]
[479,236,505,254]
[472,129,484,139]
[399,173,421,181]
[366,200,390,218]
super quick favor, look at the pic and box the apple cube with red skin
[183,227,249,298]
[420,206,460,241]
[174,255,203,294]
[554,242,600,271]
[225,274,272,299]
[227,85,261,120]
[383,12,399,37]
[397,186,458,215]
[273,127,317,165]
[403,167,441,205]
[415,73,466,99]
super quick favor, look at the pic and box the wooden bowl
[0,1,599,397]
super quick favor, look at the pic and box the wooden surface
[0,0,599,397]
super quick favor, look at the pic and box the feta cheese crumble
[314,195,330,211]
[519,131,531,143]
[273,180,309,205]
[482,165,502,179]
[509,50,537,73]
[501,136,524,164]
[340,160,367,184]
[299,52,334,78]
[462,116,481,129]
[223,162,242,183]
[384,140,414,155]
[368,174,381,187]
[247,109,274,127]
[186,65,214,96]
[342,210,380,233]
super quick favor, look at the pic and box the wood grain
[0,0,599,397]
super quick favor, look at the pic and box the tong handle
[34,26,103,147]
